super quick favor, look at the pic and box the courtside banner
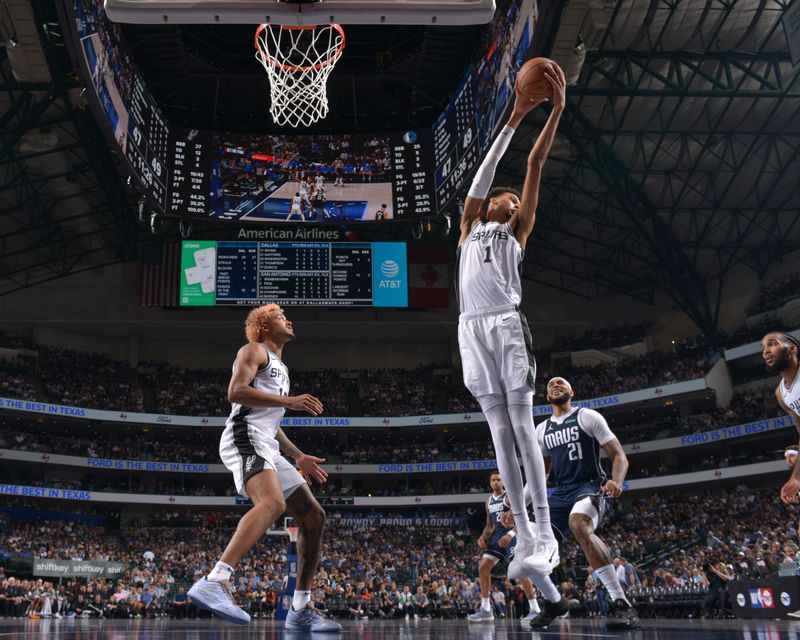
[0,461,786,506]
[1,412,789,475]
[34,559,129,579]
[0,379,706,429]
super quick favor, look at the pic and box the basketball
[515,57,555,100]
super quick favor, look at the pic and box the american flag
[140,242,180,307]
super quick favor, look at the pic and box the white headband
[548,377,572,391]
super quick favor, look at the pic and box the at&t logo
[379,260,402,289]
[380,260,399,277]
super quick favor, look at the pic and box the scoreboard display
[433,73,480,212]
[72,0,535,224]
[180,241,408,307]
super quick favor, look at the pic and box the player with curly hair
[188,304,341,632]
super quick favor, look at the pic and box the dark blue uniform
[484,491,517,562]
[537,407,612,541]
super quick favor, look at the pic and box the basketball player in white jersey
[298,180,311,207]
[315,173,324,193]
[287,192,305,222]
[188,304,341,632]
[761,332,800,504]
[457,61,565,580]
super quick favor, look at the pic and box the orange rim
[254,23,345,73]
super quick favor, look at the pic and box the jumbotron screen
[70,0,534,221]
[179,240,408,307]
[210,131,433,223]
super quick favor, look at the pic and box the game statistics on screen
[179,240,408,308]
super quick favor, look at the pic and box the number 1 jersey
[457,220,523,314]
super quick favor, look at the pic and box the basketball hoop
[284,517,300,542]
[255,23,345,128]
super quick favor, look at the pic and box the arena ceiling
[496,0,800,332]
[0,0,798,335]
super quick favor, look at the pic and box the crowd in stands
[37,348,144,413]
[0,358,37,401]
[0,320,790,419]
[746,271,800,316]
[550,323,652,353]
[0,374,788,479]
[2,486,800,620]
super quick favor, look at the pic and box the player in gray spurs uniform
[456,61,566,581]
[189,304,340,632]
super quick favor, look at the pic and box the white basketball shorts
[219,421,305,500]
[458,304,536,397]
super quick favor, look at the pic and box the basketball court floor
[1,618,797,639]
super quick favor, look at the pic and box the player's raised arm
[458,95,546,244]
[510,63,566,250]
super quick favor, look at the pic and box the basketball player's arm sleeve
[460,125,517,240]
[467,125,516,201]
[521,423,550,506]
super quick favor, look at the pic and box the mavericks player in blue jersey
[468,472,539,623]
[509,377,640,629]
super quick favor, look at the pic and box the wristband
[507,531,516,538]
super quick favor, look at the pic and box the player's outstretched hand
[512,87,549,119]
[296,453,328,484]
[543,62,566,111]
[287,394,323,416]
[601,480,623,498]
[781,477,800,504]
[499,510,515,529]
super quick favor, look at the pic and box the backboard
[104,0,496,25]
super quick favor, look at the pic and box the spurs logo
[244,455,257,473]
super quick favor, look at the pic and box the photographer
[702,558,732,619]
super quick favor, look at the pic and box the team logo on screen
[380,260,400,278]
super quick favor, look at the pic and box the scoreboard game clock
[180,241,408,308]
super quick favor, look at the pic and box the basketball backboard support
[104,0,496,25]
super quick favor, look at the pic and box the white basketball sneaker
[507,538,536,580]
[187,577,250,625]
[521,536,560,575]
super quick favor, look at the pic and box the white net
[255,23,345,128]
